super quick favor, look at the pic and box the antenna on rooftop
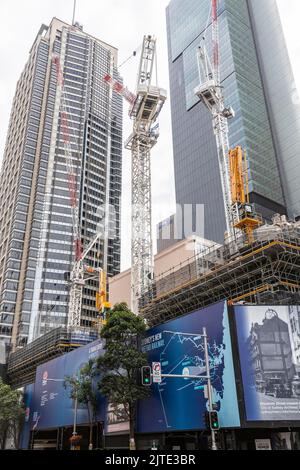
[72,0,77,26]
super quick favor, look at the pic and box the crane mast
[125,36,167,314]
[53,54,85,327]
[105,36,166,314]
[54,53,107,328]
[194,0,235,240]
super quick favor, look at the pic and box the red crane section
[52,55,83,262]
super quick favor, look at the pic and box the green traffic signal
[209,411,220,431]
[141,366,152,386]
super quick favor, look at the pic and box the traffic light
[141,366,152,386]
[203,411,210,429]
[209,411,220,431]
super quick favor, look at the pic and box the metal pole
[73,394,78,436]
[203,327,217,451]
[72,0,77,26]
[60,427,64,450]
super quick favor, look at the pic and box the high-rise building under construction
[0,18,123,349]
[164,0,300,246]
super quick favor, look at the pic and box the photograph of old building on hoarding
[235,306,300,422]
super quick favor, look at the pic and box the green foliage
[100,302,147,343]
[64,359,98,448]
[0,378,25,449]
[96,303,150,429]
[64,359,97,413]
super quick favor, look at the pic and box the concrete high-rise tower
[164,0,300,246]
[0,19,123,349]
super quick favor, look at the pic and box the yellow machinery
[95,269,111,317]
[229,146,262,244]
[85,267,111,330]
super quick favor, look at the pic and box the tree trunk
[0,423,8,449]
[87,403,93,450]
[129,404,136,450]
[11,420,21,449]
[13,424,20,449]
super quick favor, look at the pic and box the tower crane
[104,35,167,314]
[194,0,261,244]
[194,0,235,240]
[53,55,109,328]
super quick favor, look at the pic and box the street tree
[96,302,150,450]
[64,359,97,450]
[0,378,25,449]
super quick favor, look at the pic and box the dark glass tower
[165,0,299,244]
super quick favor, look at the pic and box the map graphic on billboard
[31,339,105,430]
[137,301,240,433]
[234,305,300,422]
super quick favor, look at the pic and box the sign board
[138,301,240,433]
[152,362,162,383]
[235,305,300,422]
[31,339,105,430]
[255,439,272,451]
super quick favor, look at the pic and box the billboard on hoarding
[137,301,240,433]
[20,383,34,449]
[234,305,300,422]
[31,339,105,430]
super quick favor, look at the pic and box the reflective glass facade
[167,0,287,243]
[0,19,122,348]
[248,0,300,220]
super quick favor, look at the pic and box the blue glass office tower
[165,0,300,244]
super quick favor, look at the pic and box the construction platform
[140,221,300,326]
[7,326,98,388]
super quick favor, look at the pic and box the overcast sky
[0,0,300,271]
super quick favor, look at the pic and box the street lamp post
[73,393,78,438]
[147,328,218,451]
[203,327,218,451]
[46,378,80,450]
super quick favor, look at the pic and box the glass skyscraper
[165,0,300,244]
[0,18,123,349]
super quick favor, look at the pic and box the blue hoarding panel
[20,383,34,449]
[31,339,105,430]
[235,305,300,422]
[137,301,240,433]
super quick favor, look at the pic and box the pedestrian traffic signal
[141,366,152,386]
[209,411,220,430]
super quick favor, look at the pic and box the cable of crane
[202,3,212,43]
[118,43,142,69]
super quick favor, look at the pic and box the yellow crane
[228,146,262,244]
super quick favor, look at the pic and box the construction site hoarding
[137,301,240,433]
[234,305,300,422]
[31,339,105,430]
[20,383,35,449]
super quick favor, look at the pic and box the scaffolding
[7,326,98,388]
[140,224,300,327]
